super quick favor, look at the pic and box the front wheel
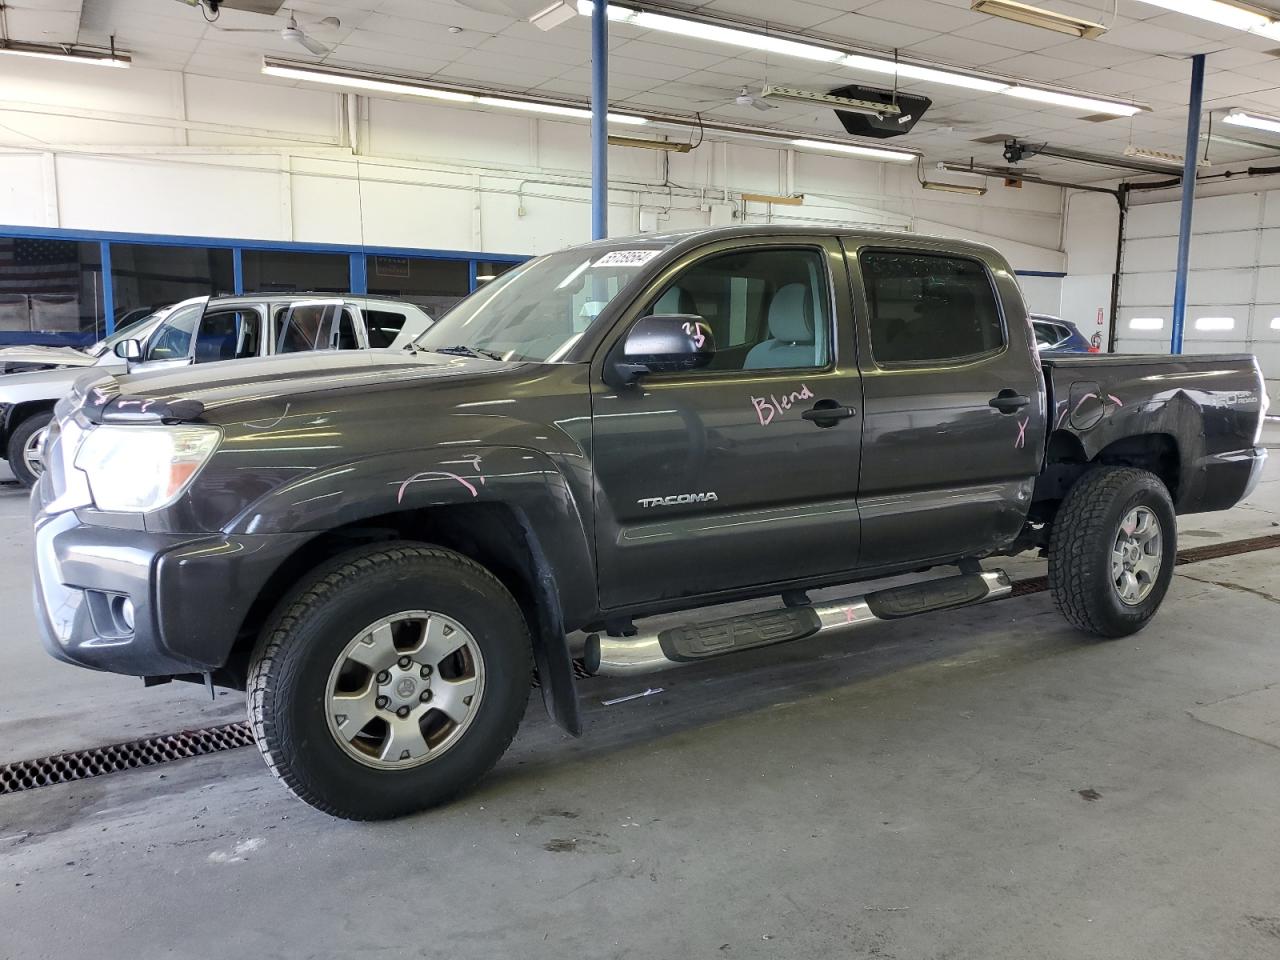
[1048,466,1177,638]
[7,411,52,488]
[247,543,533,820]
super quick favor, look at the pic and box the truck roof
[571,223,1005,264]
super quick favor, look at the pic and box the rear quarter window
[365,309,409,348]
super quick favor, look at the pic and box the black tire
[7,410,52,489]
[1048,466,1177,638]
[247,542,533,820]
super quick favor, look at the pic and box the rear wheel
[247,542,533,820]
[1048,466,1176,638]
[7,411,52,488]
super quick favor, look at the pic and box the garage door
[1115,190,1280,399]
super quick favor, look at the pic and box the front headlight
[75,424,221,512]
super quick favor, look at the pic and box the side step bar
[584,570,1012,677]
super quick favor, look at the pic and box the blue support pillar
[349,252,368,295]
[468,259,479,294]
[232,248,244,295]
[591,0,608,241]
[1170,53,1205,355]
[100,240,115,336]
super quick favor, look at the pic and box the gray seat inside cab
[745,283,817,369]
[652,285,697,316]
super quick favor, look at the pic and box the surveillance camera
[1003,141,1024,164]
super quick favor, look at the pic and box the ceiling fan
[213,10,341,56]
[683,85,778,112]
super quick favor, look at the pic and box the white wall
[1059,190,1120,351]
[0,57,1069,277]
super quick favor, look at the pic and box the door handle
[989,390,1029,414]
[801,402,857,427]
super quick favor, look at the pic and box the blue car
[1031,314,1098,354]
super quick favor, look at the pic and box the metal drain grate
[3,531,1278,796]
[0,723,254,795]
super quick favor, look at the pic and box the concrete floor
[2,442,1280,959]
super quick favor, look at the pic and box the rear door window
[860,252,1005,365]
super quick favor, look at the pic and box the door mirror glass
[611,314,714,385]
[113,338,142,361]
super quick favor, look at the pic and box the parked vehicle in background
[31,226,1268,819]
[0,309,169,376]
[1031,314,1097,354]
[0,293,432,487]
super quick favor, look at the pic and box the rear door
[847,240,1045,570]
[591,236,863,609]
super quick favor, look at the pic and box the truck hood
[78,349,526,421]
[0,345,100,371]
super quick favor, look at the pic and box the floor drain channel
[0,723,254,796]
[4,532,1279,797]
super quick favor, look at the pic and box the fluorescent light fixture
[263,61,644,124]
[530,0,578,30]
[791,138,916,162]
[1130,317,1165,330]
[1007,86,1142,116]
[1123,144,1187,166]
[475,274,498,281]
[1133,0,1272,32]
[1271,317,1280,330]
[0,41,130,68]
[263,63,477,101]
[840,54,1007,92]
[922,181,988,196]
[1194,316,1234,330]
[608,134,692,151]
[895,62,1008,92]
[578,1,844,61]
[476,95,646,124]
[971,0,1107,37]
[578,1,1144,113]
[1224,109,1280,135]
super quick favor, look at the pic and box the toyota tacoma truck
[31,226,1269,820]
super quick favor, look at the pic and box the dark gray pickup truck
[32,226,1269,819]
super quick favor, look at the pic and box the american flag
[0,238,83,294]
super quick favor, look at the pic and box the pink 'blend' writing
[752,384,814,426]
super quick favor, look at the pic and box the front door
[591,237,863,610]
[847,241,1046,571]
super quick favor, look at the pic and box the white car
[0,293,433,487]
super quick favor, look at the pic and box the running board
[583,570,1012,677]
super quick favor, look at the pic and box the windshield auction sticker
[593,249,661,267]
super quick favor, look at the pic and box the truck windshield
[413,245,670,362]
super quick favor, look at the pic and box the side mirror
[608,314,714,387]
[113,339,142,361]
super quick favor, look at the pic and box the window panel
[862,252,1004,365]
[366,255,468,318]
[194,309,261,363]
[242,249,350,295]
[365,308,408,348]
[109,243,234,322]
[0,238,104,344]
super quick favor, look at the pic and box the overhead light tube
[971,0,1107,38]
[791,138,916,163]
[262,61,646,124]
[1006,86,1143,116]
[1223,109,1280,135]
[0,41,130,68]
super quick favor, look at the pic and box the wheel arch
[224,501,583,735]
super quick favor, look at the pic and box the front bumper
[32,505,312,678]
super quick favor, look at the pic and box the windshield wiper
[428,345,506,361]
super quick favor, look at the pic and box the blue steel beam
[1170,53,1205,355]
[591,0,608,240]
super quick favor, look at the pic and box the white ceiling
[18,0,1280,182]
